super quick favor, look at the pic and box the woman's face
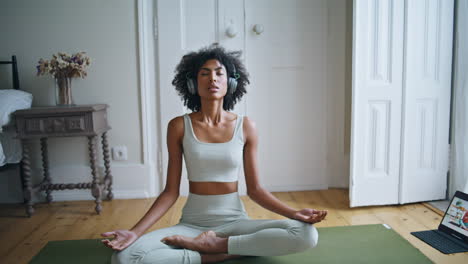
[196,59,228,99]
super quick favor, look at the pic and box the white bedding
[0,89,33,166]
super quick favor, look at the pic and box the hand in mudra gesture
[101,230,139,251]
[293,209,328,224]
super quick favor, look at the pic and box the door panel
[158,0,338,195]
[350,0,404,206]
[245,0,329,190]
[399,0,454,203]
[157,0,230,195]
[351,0,453,206]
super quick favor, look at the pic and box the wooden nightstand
[14,104,113,217]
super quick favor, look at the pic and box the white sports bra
[182,113,244,182]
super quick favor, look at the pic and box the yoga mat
[29,224,432,264]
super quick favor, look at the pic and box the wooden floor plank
[0,189,466,264]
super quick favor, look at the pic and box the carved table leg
[101,132,113,200]
[88,136,102,214]
[40,137,53,203]
[21,139,34,217]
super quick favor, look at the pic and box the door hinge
[157,149,163,176]
[153,17,158,39]
[447,143,451,173]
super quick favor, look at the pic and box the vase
[55,77,74,106]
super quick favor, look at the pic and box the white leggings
[112,193,318,264]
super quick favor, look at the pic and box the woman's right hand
[293,208,328,224]
[101,230,139,251]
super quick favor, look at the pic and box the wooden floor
[1,189,467,263]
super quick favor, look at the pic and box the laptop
[411,191,468,254]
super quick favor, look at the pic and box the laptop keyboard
[411,230,468,254]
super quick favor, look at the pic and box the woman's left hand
[293,209,328,224]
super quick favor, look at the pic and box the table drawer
[14,104,109,139]
[22,115,89,136]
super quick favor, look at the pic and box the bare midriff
[189,181,238,195]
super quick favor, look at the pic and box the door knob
[253,24,264,35]
[226,25,237,38]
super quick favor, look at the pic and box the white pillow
[0,89,33,128]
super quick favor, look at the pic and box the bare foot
[161,230,228,254]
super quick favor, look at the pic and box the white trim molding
[137,0,160,196]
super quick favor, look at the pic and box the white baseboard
[178,184,328,197]
[3,160,350,203]
[38,190,152,202]
[20,163,158,203]
[264,184,329,192]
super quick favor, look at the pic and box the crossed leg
[112,219,318,263]
[111,224,203,264]
[111,224,242,264]
[163,219,318,257]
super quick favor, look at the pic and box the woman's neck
[198,100,225,124]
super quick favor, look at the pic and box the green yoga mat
[30,224,433,264]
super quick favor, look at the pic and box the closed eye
[200,72,224,76]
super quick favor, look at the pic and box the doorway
[155,0,349,196]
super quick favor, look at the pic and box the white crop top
[182,113,244,182]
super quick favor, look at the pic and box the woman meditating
[101,44,327,264]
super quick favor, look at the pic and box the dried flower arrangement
[36,52,91,78]
[36,52,91,105]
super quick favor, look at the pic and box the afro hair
[172,43,250,111]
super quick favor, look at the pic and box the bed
[0,56,33,192]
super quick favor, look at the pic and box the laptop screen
[439,191,468,241]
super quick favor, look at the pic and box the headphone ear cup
[187,78,197,95]
[228,77,238,95]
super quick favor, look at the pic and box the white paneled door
[351,0,454,207]
[156,0,247,195]
[350,0,405,207]
[399,0,454,203]
[244,0,329,191]
[157,0,332,195]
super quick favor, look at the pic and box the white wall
[327,0,353,188]
[0,0,155,203]
[449,0,468,197]
[0,0,354,204]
